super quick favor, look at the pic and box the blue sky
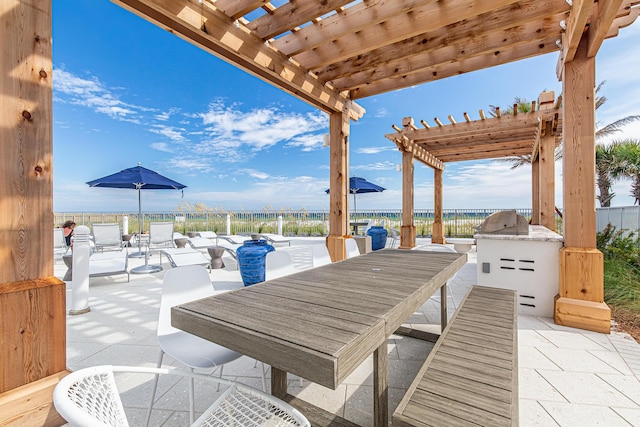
[52,1,640,212]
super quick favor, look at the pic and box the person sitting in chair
[62,220,76,248]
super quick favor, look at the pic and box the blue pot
[367,226,388,251]
[236,239,275,286]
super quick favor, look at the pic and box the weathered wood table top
[172,249,467,425]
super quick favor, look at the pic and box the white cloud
[197,101,328,157]
[149,124,187,142]
[286,134,324,151]
[352,161,396,171]
[237,169,270,180]
[356,146,396,154]
[150,142,173,153]
[53,68,147,123]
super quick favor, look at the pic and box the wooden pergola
[384,90,562,247]
[1,0,638,424]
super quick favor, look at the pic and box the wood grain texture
[0,277,66,393]
[562,35,597,248]
[393,286,518,427]
[0,0,53,283]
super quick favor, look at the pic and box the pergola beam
[111,0,364,120]
[315,0,570,82]
[351,37,559,98]
[587,0,626,57]
[289,0,522,69]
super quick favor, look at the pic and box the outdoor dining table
[172,249,467,426]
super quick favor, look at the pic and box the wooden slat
[111,0,364,119]
[292,0,522,70]
[393,286,518,427]
[351,35,559,99]
[329,17,564,91]
[246,0,353,40]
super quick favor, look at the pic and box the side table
[174,237,188,248]
[207,246,226,269]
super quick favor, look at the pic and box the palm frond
[596,115,640,140]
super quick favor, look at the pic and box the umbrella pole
[130,186,145,258]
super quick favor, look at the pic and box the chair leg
[145,350,165,427]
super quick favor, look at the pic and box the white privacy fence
[596,206,640,235]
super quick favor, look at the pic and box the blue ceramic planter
[236,239,275,286]
[367,226,388,251]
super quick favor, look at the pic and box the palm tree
[497,82,640,206]
[596,142,624,207]
[612,139,640,205]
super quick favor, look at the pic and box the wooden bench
[393,285,518,427]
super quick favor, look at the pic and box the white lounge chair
[92,223,124,252]
[260,233,291,246]
[217,234,251,245]
[160,248,212,269]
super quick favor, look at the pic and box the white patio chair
[53,365,310,427]
[146,265,265,425]
[148,222,175,263]
[92,223,124,252]
[217,234,251,244]
[311,244,332,267]
[387,228,400,248]
[345,238,361,258]
[53,228,69,259]
[265,250,296,281]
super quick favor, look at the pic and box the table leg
[271,366,288,399]
[373,342,388,427]
[441,282,448,332]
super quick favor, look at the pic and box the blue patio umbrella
[87,163,186,260]
[325,176,386,212]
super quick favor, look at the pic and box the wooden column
[0,1,67,425]
[326,110,350,261]
[538,92,556,232]
[432,168,445,244]
[555,35,610,333]
[399,150,416,249]
[531,157,540,225]
[539,120,556,232]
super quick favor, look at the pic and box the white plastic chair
[92,223,124,252]
[53,365,310,427]
[148,222,175,264]
[345,238,361,258]
[311,244,332,267]
[146,265,244,426]
[387,228,400,248]
[265,250,296,281]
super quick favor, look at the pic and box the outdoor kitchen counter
[474,224,564,242]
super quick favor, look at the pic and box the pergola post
[555,35,610,333]
[531,158,541,225]
[432,169,445,244]
[326,110,350,261]
[539,91,557,232]
[399,150,416,249]
[0,0,67,424]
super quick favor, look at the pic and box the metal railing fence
[54,208,557,238]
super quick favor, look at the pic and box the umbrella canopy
[326,176,385,212]
[87,164,186,255]
[87,164,186,191]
